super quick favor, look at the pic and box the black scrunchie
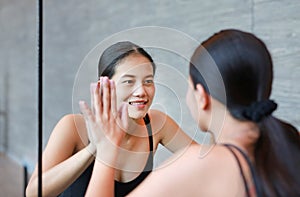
[241,100,277,122]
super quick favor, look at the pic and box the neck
[125,117,147,138]
[211,111,260,155]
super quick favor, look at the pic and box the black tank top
[58,114,153,197]
[223,144,262,197]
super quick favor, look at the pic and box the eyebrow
[121,74,154,78]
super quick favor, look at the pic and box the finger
[120,103,129,131]
[110,80,117,119]
[79,100,97,146]
[79,100,95,123]
[94,79,102,121]
[102,77,110,120]
[90,82,97,113]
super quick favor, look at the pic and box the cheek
[115,86,130,103]
[146,86,155,100]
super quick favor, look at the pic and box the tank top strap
[222,144,262,197]
[143,113,153,152]
[114,113,154,196]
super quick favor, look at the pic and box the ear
[195,84,210,110]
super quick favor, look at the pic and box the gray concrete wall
[0,0,299,170]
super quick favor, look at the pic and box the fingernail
[100,77,103,86]
[79,100,85,106]
[110,80,115,87]
[103,77,108,85]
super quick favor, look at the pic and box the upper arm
[30,114,87,179]
[149,109,195,153]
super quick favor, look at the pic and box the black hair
[98,41,155,78]
[190,29,300,196]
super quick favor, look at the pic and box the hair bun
[242,100,277,122]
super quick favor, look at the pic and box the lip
[128,99,149,109]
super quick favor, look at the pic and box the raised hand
[79,77,128,163]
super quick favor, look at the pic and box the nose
[132,84,146,97]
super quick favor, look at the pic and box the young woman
[26,41,194,197]
[82,29,300,196]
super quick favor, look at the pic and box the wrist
[95,141,120,166]
[86,143,96,155]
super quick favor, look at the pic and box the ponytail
[255,116,300,196]
[230,100,300,196]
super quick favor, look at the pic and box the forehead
[114,54,154,77]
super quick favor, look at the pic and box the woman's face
[111,53,155,120]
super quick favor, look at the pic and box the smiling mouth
[128,100,148,105]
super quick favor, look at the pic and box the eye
[144,79,154,85]
[122,80,134,84]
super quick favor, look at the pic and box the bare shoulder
[187,144,238,168]
[148,109,165,116]
[148,109,168,123]
[156,144,209,173]
[148,109,194,152]
[59,113,85,124]
[64,114,86,133]
[147,109,168,133]
[148,109,178,137]
[36,114,89,173]
[131,143,243,196]
[163,144,240,182]
[55,114,85,135]
[148,109,177,128]
[168,144,241,195]
[50,114,88,150]
[133,144,239,196]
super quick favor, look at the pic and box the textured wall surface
[0,0,299,170]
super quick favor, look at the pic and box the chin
[127,102,150,117]
[128,109,148,120]
[128,112,146,120]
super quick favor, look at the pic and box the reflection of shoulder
[59,114,85,132]
[148,109,170,123]
[148,109,169,131]
[148,109,166,117]
[55,114,88,147]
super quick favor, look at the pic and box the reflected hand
[79,77,128,161]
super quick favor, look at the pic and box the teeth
[129,101,147,105]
